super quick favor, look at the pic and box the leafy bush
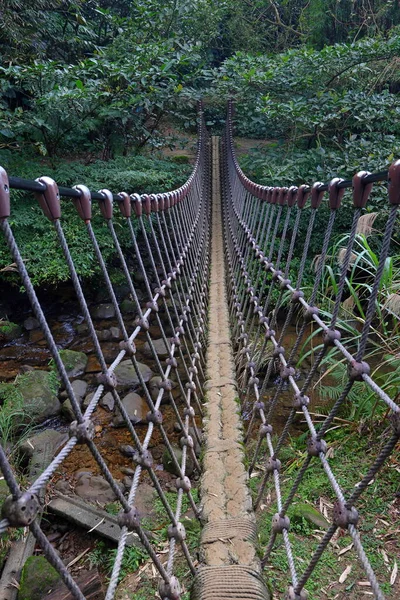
[0,152,190,286]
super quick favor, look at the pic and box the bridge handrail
[222,100,400,600]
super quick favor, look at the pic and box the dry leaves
[339,565,352,583]
[390,561,398,586]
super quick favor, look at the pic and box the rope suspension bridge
[0,102,399,600]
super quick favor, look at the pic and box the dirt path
[191,137,269,599]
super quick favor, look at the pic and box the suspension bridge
[0,102,399,600]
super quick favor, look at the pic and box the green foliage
[88,540,147,583]
[0,152,189,286]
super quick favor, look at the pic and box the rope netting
[0,110,210,599]
[222,101,400,599]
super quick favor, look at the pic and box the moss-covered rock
[16,370,61,424]
[18,555,61,600]
[0,321,22,342]
[59,349,88,377]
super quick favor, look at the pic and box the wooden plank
[48,492,142,548]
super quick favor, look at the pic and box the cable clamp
[69,419,95,443]
[1,491,39,527]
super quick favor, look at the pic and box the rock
[148,375,176,402]
[61,398,78,421]
[18,555,61,600]
[135,483,156,519]
[113,392,148,427]
[290,503,330,530]
[96,329,111,341]
[59,349,88,377]
[110,327,121,340]
[60,379,88,401]
[74,471,118,505]
[76,323,88,334]
[162,446,194,477]
[133,271,145,284]
[119,299,137,314]
[29,329,45,343]
[120,467,135,476]
[17,370,61,424]
[143,338,169,358]
[92,303,115,319]
[0,320,22,341]
[23,316,39,331]
[100,391,115,411]
[71,379,88,399]
[20,365,35,374]
[20,429,68,460]
[123,476,133,490]
[114,360,153,389]
[83,392,94,411]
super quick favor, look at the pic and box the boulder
[119,299,137,314]
[143,338,169,358]
[18,555,61,600]
[100,391,115,412]
[59,349,88,377]
[23,316,39,331]
[17,370,61,424]
[113,392,148,427]
[74,471,119,505]
[59,379,88,402]
[61,398,78,421]
[96,329,111,341]
[110,327,121,340]
[20,429,68,460]
[92,303,115,319]
[162,445,194,477]
[0,320,22,342]
[114,360,153,389]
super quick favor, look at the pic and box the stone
[18,555,60,600]
[17,370,61,424]
[143,338,169,358]
[133,271,145,284]
[120,467,135,476]
[20,429,68,460]
[135,483,157,520]
[114,360,153,389]
[71,379,88,399]
[29,329,44,343]
[0,321,22,342]
[100,391,115,412]
[123,476,133,490]
[61,398,78,421]
[148,375,176,402]
[60,378,88,401]
[96,329,111,341]
[290,503,330,530]
[110,327,121,340]
[59,349,88,377]
[74,471,118,505]
[23,316,39,331]
[162,445,194,477]
[92,303,115,319]
[112,392,148,427]
[76,323,88,334]
[119,299,137,314]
